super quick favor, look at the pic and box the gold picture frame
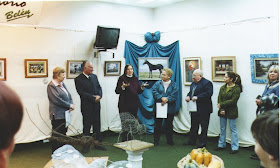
[25,59,48,78]
[211,56,236,82]
[183,57,201,85]
[0,58,6,81]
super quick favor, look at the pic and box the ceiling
[94,0,185,8]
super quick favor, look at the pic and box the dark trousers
[189,112,210,145]
[154,113,175,143]
[82,110,101,141]
[51,118,67,152]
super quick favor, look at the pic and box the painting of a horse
[143,60,163,78]
[138,57,169,80]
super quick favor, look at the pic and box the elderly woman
[152,68,178,146]
[47,67,74,152]
[251,65,279,161]
[216,72,242,154]
[256,65,279,115]
[115,64,147,141]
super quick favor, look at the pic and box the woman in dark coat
[115,64,147,141]
[216,71,242,154]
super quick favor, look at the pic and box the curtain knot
[144,31,160,43]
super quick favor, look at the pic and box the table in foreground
[43,156,109,168]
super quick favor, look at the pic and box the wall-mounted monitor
[94,26,120,50]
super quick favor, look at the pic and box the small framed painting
[104,61,121,76]
[66,60,85,79]
[138,57,169,80]
[211,56,236,82]
[183,57,201,85]
[0,58,6,81]
[250,54,278,83]
[25,59,48,78]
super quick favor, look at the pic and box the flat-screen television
[94,26,120,49]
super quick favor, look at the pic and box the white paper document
[65,110,71,128]
[156,103,167,118]
[187,101,197,112]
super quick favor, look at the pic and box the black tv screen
[94,26,120,49]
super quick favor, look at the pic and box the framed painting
[211,56,236,82]
[138,57,169,80]
[104,61,121,76]
[0,58,6,81]
[66,60,85,79]
[250,54,278,83]
[25,59,48,78]
[183,57,201,85]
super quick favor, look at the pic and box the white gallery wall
[0,0,278,146]
[0,1,153,143]
[154,0,278,146]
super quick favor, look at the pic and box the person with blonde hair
[152,68,178,146]
[47,67,74,152]
[0,82,23,168]
[256,65,279,115]
[251,65,279,160]
[215,71,242,154]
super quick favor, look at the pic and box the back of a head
[251,109,279,159]
[0,82,23,150]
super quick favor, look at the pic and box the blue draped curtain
[124,40,182,133]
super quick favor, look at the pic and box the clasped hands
[217,103,225,116]
[185,96,197,102]
[161,97,168,105]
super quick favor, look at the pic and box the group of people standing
[46,59,279,162]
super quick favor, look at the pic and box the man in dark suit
[75,61,105,153]
[183,69,213,148]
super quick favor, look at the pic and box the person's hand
[69,104,75,111]
[161,97,168,105]
[185,96,190,102]
[94,95,101,103]
[220,111,225,116]
[217,103,220,109]
[122,81,130,89]
[192,96,198,101]
[141,82,149,89]
[256,99,262,106]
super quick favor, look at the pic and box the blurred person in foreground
[47,67,74,153]
[251,109,279,168]
[0,82,23,168]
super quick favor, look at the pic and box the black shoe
[183,141,195,146]
[82,146,90,153]
[230,150,238,154]
[167,141,174,146]
[94,145,106,151]
[215,147,226,151]
[197,143,206,148]
[250,154,260,160]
